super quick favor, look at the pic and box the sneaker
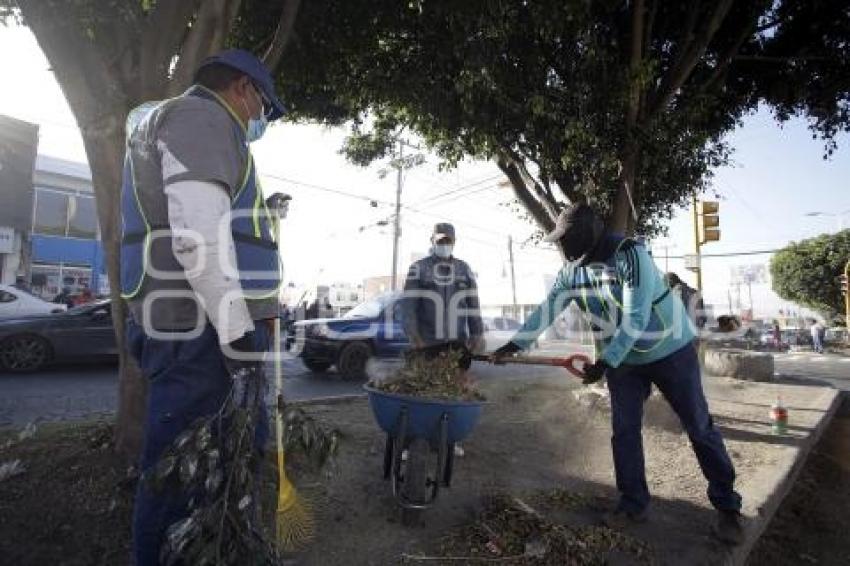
[712,510,744,546]
[601,507,649,529]
[454,443,465,457]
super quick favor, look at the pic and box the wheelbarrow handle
[472,353,592,379]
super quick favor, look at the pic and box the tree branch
[551,171,584,204]
[495,150,556,233]
[509,147,562,219]
[646,0,735,118]
[169,0,244,95]
[262,0,303,72]
[140,0,203,98]
[700,6,763,95]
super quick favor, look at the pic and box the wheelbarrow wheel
[401,438,429,526]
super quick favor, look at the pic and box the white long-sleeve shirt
[161,146,254,345]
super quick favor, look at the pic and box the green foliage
[770,230,850,320]
[235,0,849,236]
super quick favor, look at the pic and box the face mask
[242,86,268,143]
[434,244,454,258]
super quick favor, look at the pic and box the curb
[732,390,846,565]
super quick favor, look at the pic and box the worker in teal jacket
[492,204,743,545]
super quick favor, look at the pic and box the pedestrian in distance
[810,319,825,354]
[491,204,745,545]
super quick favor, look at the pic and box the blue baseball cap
[197,49,286,121]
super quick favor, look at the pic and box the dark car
[0,300,117,372]
[289,293,409,380]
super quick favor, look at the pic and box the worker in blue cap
[120,49,286,565]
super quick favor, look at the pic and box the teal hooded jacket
[510,237,696,367]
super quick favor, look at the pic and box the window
[33,190,67,236]
[67,195,97,238]
[33,188,98,239]
[0,290,17,303]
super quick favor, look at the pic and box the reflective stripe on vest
[120,99,281,301]
[578,238,672,355]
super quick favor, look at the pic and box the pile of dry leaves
[420,493,654,565]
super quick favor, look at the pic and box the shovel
[472,353,592,379]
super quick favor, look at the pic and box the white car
[482,316,522,351]
[0,284,67,319]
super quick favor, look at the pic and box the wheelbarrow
[363,384,484,523]
[363,352,591,523]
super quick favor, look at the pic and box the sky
[1,24,848,319]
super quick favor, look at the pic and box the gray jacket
[401,254,484,347]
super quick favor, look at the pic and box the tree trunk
[611,148,638,236]
[80,115,147,461]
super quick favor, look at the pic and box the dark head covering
[543,204,605,263]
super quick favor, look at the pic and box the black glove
[581,359,610,385]
[491,341,522,364]
[224,331,261,378]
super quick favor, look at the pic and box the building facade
[28,155,105,298]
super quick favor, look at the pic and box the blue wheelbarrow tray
[363,384,485,447]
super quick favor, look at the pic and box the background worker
[120,49,287,565]
[401,222,484,457]
[492,204,744,545]
[401,222,485,368]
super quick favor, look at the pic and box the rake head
[275,479,315,552]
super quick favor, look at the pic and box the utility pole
[692,197,703,293]
[844,260,850,343]
[507,236,518,320]
[390,139,403,291]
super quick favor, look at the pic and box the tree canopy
[241,0,850,236]
[770,230,850,321]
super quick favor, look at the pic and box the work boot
[600,506,649,529]
[712,510,745,546]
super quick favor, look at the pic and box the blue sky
[1,25,847,319]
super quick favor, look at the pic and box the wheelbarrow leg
[391,407,409,498]
[443,442,455,487]
[434,413,449,494]
[383,434,393,480]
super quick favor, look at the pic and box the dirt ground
[0,374,846,565]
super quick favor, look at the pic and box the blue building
[27,155,106,299]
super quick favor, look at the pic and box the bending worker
[120,50,286,565]
[492,204,744,545]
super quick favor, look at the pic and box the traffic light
[697,200,720,244]
[841,273,848,296]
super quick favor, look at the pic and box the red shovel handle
[560,354,592,378]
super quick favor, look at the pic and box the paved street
[1,344,846,430]
[0,355,352,428]
[773,350,850,391]
[0,342,589,428]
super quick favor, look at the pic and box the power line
[410,174,503,207]
[261,172,395,207]
[662,248,780,259]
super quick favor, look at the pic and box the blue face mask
[433,244,454,258]
[246,113,268,143]
[242,86,269,143]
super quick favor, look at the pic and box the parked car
[482,316,522,351]
[0,300,117,372]
[289,293,407,380]
[0,284,67,319]
[289,294,510,380]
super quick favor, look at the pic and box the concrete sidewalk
[287,368,841,565]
